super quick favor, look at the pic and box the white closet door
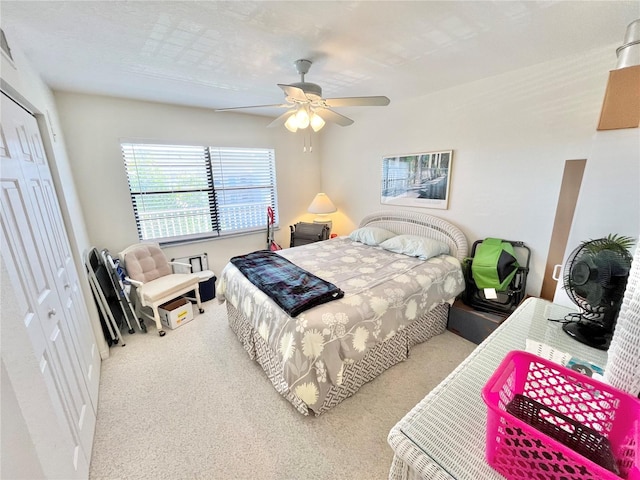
[25,114,100,408]
[1,93,95,478]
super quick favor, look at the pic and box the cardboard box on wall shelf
[158,297,193,330]
[597,65,640,131]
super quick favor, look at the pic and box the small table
[387,297,608,480]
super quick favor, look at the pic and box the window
[121,143,278,244]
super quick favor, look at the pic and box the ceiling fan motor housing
[289,82,322,101]
[295,59,312,75]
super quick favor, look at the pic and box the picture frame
[380,150,453,210]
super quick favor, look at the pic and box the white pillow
[349,226,396,246]
[379,234,450,260]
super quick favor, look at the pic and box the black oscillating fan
[562,237,633,350]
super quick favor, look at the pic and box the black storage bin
[198,274,216,302]
[185,271,216,302]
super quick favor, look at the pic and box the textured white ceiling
[2,1,639,117]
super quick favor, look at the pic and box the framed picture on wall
[380,150,453,210]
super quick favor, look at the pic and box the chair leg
[152,307,166,337]
[195,287,205,314]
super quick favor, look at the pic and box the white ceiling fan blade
[267,110,295,128]
[324,96,390,107]
[315,107,354,127]
[215,104,288,112]
[278,84,308,102]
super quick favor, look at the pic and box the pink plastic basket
[482,350,640,480]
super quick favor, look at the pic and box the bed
[217,210,468,416]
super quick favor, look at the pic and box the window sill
[157,226,280,248]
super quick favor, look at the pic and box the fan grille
[563,239,632,328]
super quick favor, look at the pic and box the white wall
[321,44,639,296]
[54,92,322,278]
[553,127,640,307]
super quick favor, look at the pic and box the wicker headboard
[359,210,468,261]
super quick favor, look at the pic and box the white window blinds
[121,143,277,243]
[210,147,278,234]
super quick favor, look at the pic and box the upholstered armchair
[120,242,204,337]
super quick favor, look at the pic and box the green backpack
[468,238,519,291]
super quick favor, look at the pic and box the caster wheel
[141,324,147,333]
[199,308,205,314]
[128,329,135,334]
[159,330,166,337]
[113,338,119,345]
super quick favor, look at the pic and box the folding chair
[462,238,530,315]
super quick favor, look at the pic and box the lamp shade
[307,193,337,214]
[295,108,310,129]
[310,112,326,132]
[284,113,298,132]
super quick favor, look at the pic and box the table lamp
[307,193,337,232]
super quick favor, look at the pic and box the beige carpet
[89,300,476,480]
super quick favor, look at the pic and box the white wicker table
[387,297,609,480]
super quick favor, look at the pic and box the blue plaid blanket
[230,250,344,317]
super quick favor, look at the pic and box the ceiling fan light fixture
[310,112,326,132]
[295,108,310,129]
[284,113,298,132]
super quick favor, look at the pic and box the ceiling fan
[215,59,390,132]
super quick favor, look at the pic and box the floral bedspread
[218,237,464,410]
